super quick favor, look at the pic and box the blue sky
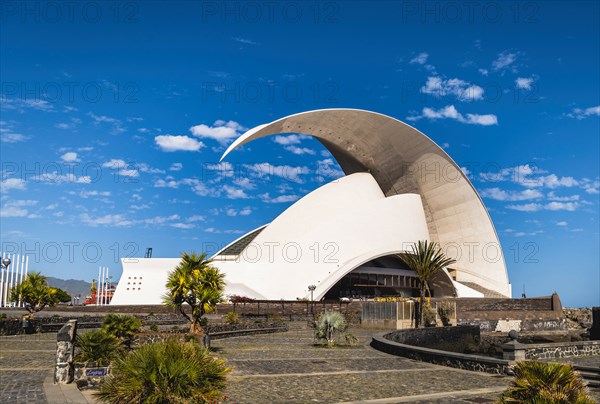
[0,1,598,307]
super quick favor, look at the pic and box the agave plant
[75,330,122,366]
[95,339,231,403]
[314,311,357,347]
[498,361,595,404]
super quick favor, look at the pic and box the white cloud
[556,221,568,226]
[0,206,29,217]
[189,120,246,144]
[244,163,310,184]
[232,37,258,45]
[77,190,111,198]
[285,146,316,155]
[480,187,543,201]
[507,202,580,212]
[410,52,429,65]
[171,223,195,229]
[1,132,29,143]
[87,112,125,135]
[273,134,307,145]
[169,163,183,171]
[478,68,489,76]
[259,193,299,203]
[1,178,26,192]
[420,77,484,101]
[60,152,80,163]
[137,163,164,174]
[547,191,579,201]
[226,208,238,216]
[239,207,252,216]
[80,213,133,227]
[567,105,600,120]
[515,77,534,90]
[118,169,139,178]
[223,185,249,199]
[102,159,128,169]
[506,203,542,212]
[480,164,579,189]
[492,51,518,71]
[407,105,498,126]
[155,135,204,152]
[187,215,205,222]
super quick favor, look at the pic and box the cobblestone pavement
[0,333,56,403]
[213,326,514,404]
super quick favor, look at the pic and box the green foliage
[95,339,231,403]
[314,311,358,347]
[437,301,455,326]
[223,311,240,325]
[397,241,456,327]
[9,272,60,316]
[54,288,72,303]
[498,361,594,404]
[75,330,122,366]
[102,314,142,348]
[163,252,225,335]
[149,324,158,332]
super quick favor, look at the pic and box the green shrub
[75,330,122,366]
[498,361,594,403]
[149,324,158,332]
[223,311,240,325]
[102,314,142,348]
[314,311,357,347]
[95,339,231,403]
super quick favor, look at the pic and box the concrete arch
[221,109,510,297]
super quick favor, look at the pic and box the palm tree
[96,339,231,403]
[163,252,225,335]
[9,272,59,316]
[397,240,456,327]
[498,361,595,403]
[75,330,122,366]
[102,314,142,348]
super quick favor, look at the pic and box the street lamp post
[308,285,316,314]
[1,258,11,308]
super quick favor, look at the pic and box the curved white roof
[221,109,510,297]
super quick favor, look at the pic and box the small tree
[163,252,225,336]
[9,272,59,316]
[498,361,594,403]
[54,288,72,303]
[314,311,357,347]
[397,240,456,327]
[102,314,142,348]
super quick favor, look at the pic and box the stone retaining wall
[371,333,512,375]
[383,325,480,353]
[525,340,600,360]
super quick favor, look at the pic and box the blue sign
[85,368,108,377]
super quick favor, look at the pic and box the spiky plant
[163,252,226,336]
[95,339,231,403]
[314,311,357,347]
[102,314,142,348]
[498,361,595,404]
[75,330,122,366]
[397,240,456,327]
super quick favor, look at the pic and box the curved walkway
[213,324,512,403]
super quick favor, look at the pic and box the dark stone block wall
[383,325,480,353]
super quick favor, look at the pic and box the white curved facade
[111,109,511,305]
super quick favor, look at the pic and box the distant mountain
[46,276,92,298]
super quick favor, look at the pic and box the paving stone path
[1,325,599,403]
[213,325,513,404]
[0,333,56,403]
